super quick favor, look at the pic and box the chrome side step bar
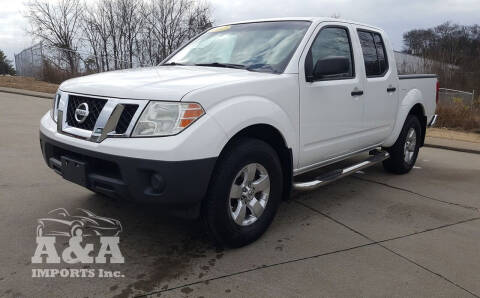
[293,149,390,191]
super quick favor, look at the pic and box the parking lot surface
[1,92,480,298]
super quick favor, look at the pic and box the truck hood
[59,66,274,101]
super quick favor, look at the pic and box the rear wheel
[383,115,421,174]
[202,138,283,248]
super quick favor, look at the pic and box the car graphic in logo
[74,103,90,124]
[36,208,122,237]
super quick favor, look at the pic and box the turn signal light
[180,103,204,128]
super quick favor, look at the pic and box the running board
[293,149,389,191]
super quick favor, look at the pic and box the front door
[298,23,366,169]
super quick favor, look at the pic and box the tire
[383,115,422,174]
[70,223,84,237]
[202,138,283,248]
[36,224,44,237]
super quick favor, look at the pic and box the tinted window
[306,27,354,80]
[358,30,388,77]
[374,34,388,74]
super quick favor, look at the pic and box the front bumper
[40,132,216,206]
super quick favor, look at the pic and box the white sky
[1,0,480,65]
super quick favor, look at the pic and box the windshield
[165,21,311,73]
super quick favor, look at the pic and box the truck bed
[398,74,438,122]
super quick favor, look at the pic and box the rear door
[298,22,367,169]
[355,28,398,144]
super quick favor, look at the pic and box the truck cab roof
[219,17,382,31]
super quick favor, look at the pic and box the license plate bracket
[61,156,87,186]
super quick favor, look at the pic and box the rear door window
[357,30,389,77]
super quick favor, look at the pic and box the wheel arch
[216,123,293,201]
[408,103,428,147]
[383,89,428,148]
[70,220,86,229]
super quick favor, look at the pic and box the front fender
[383,89,425,147]
[208,96,298,164]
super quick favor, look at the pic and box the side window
[357,30,389,77]
[374,34,388,74]
[305,26,354,81]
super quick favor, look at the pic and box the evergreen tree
[0,50,16,75]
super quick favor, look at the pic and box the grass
[435,102,480,133]
[0,75,59,94]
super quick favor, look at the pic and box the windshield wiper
[168,61,278,73]
[162,62,185,66]
[246,64,278,73]
[195,62,246,69]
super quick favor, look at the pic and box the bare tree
[186,1,213,40]
[145,0,212,63]
[25,0,212,78]
[26,0,82,73]
[87,0,112,71]
[82,6,102,72]
[116,0,145,68]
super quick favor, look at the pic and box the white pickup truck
[40,17,438,247]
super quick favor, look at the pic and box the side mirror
[312,56,350,80]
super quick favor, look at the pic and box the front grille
[66,95,107,131]
[115,104,139,134]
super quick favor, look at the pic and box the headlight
[51,91,62,123]
[132,101,205,137]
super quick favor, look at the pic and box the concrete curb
[424,143,480,155]
[0,87,54,99]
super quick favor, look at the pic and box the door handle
[351,90,364,96]
[387,87,397,93]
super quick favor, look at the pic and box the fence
[14,42,44,79]
[14,42,150,82]
[394,51,459,75]
[438,88,476,106]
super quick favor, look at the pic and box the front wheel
[202,138,283,248]
[70,223,84,237]
[383,115,421,174]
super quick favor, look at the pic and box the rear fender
[383,89,425,147]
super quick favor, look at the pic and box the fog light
[150,173,165,192]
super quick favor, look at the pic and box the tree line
[403,22,480,96]
[25,0,212,80]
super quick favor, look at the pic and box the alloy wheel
[228,163,270,226]
[404,127,417,164]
